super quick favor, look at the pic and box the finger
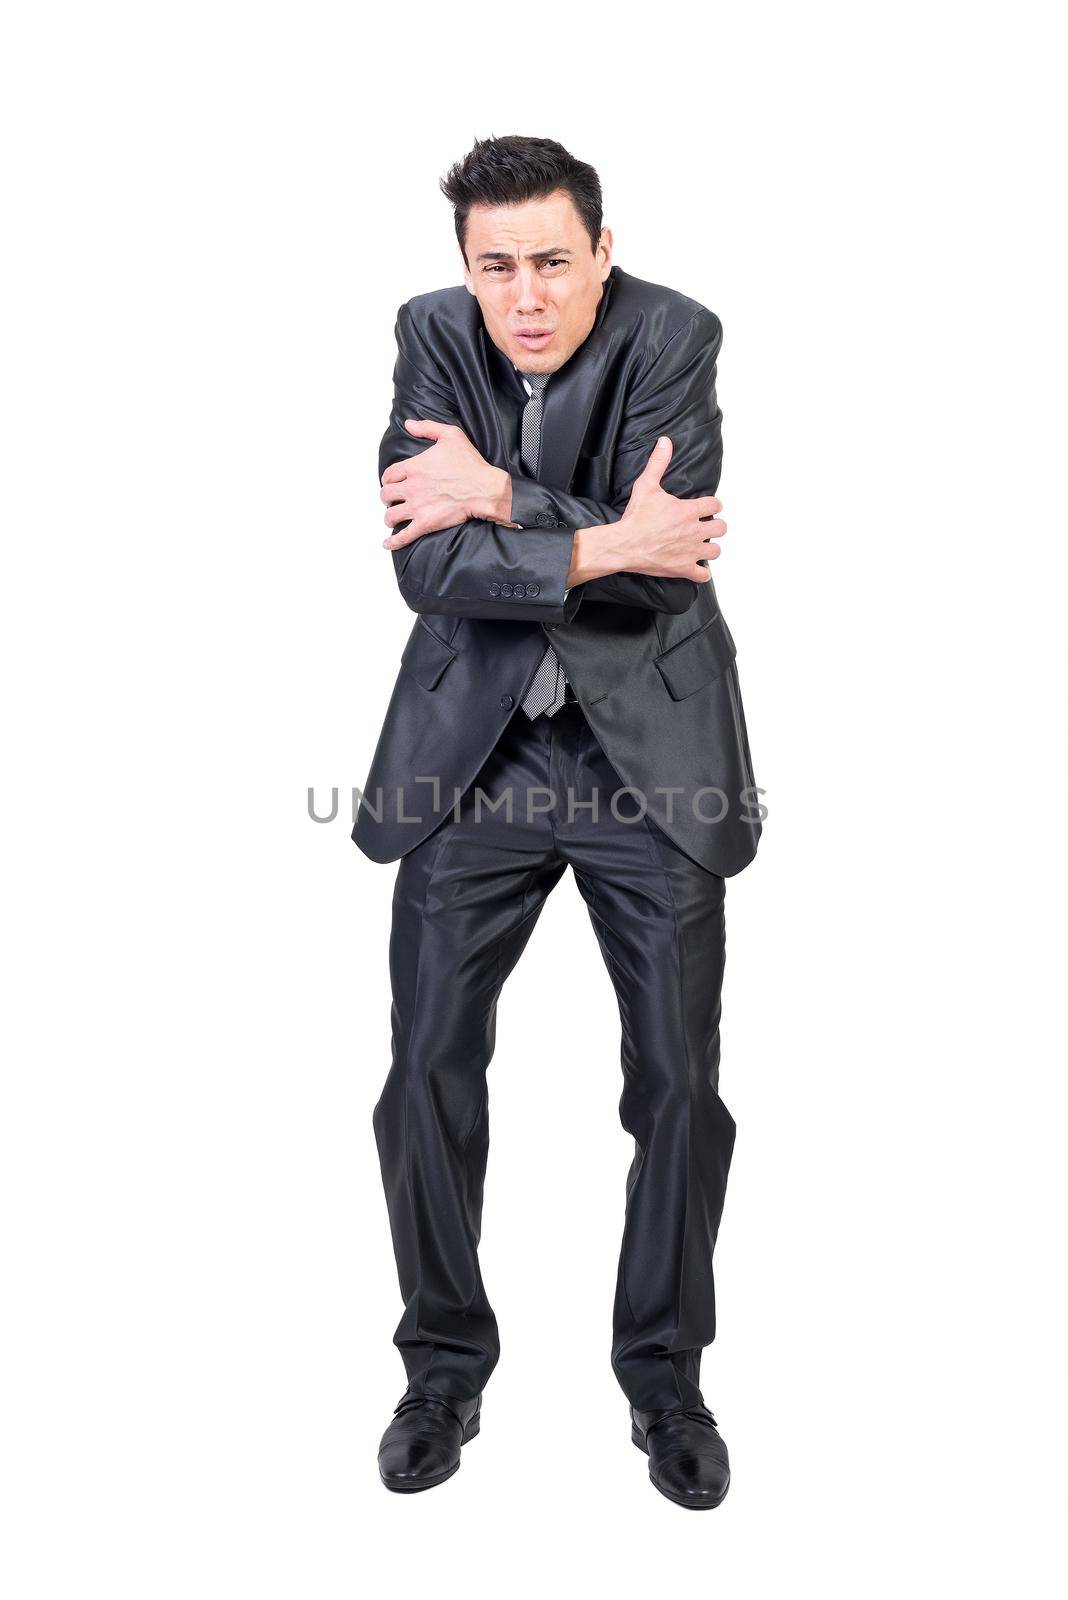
[380,482,411,505]
[382,523,427,550]
[384,502,414,526]
[403,418,449,440]
[694,495,722,518]
[689,554,719,580]
[695,517,727,539]
[690,534,722,557]
[634,435,673,490]
[381,463,408,486]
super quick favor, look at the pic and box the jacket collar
[477,266,618,491]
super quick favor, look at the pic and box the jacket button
[489,581,501,596]
[536,513,557,528]
[525,582,540,597]
[500,694,514,710]
[500,582,514,597]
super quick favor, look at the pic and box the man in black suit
[353,135,761,1507]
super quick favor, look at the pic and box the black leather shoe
[630,1403,731,1509]
[378,1389,482,1493]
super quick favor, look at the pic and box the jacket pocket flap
[654,611,737,701]
[401,620,458,691]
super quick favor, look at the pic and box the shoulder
[397,283,480,343]
[608,266,722,356]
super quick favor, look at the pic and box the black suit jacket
[351,264,761,876]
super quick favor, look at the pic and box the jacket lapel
[538,269,616,490]
[474,322,516,469]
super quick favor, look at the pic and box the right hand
[613,437,726,580]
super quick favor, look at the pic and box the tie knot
[521,371,549,397]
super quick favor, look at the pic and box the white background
[2,2,1065,1595]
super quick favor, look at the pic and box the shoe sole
[379,1411,481,1494]
[631,1422,730,1510]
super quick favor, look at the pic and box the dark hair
[440,135,603,262]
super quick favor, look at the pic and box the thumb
[403,418,445,439]
[636,435,673,490]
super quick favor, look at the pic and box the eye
[541,258,568,273]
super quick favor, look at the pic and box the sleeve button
[489,581,501,595]
[525,583,540,597]
[500,582,514,597]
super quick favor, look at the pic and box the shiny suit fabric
[372,700,736,1412]
[352,264,761,880]
[358,264,759,1412]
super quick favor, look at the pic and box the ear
[598,226,614,279]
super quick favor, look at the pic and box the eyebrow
[474,247,574,262]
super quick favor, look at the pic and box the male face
[462,189,612,376]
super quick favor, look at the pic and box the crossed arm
[378,302,725,623]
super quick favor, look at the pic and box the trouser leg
[372,724,565,1403]
[555,707,736,1413]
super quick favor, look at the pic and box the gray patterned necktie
[517,372,568,719]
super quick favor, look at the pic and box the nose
[512,266,548,315]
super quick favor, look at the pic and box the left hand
[380,420,512,549]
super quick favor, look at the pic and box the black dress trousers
[372,695,736,1414]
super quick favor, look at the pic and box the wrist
[475,465,512,524]
[567,524,628,586]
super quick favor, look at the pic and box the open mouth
[515,330,554,349]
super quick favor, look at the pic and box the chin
[514,343,569,372]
